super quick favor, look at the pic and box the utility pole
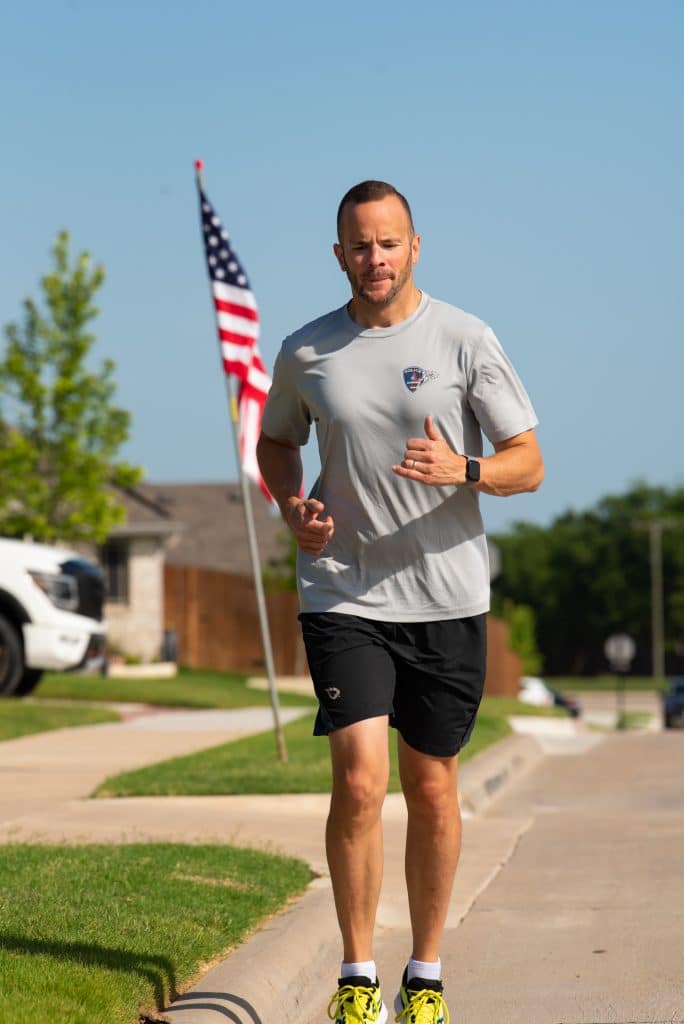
[635,519,677,681]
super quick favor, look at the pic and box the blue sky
[2,1,682,534]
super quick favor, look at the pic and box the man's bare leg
[326,716,390,963]
[398,735,461,962]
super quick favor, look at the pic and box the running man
[257,180,543,1024]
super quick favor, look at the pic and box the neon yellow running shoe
[328,975,389,1024]
[394,971,450,1024]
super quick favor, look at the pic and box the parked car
[518,676,554,708]
[518,676,582,718]
[662,678,684,729]
[0,538,106,696]
[548,686,582,719]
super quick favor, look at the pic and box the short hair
[336,180,414,239]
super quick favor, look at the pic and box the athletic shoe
[327,975,389,1024]
[394,970,450,1024]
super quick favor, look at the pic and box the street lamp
[635,519,677,682]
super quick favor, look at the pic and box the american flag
[197,179,272,502]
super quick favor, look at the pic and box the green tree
[492,482,684,675]
[0,231,142,542]
[498,598,543,675]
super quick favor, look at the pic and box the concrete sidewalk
[443,729,684,1024]
[0,705,310,825]
[1,706,678,1024]
[206,727,680,1024]
[0,702,581,1022]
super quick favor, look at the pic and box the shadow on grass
[0,931,178,1010]
[0,935,266,1023]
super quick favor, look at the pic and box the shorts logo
[324,687,341,700]
[403,366,439,393]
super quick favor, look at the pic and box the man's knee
[328,718,389,819]
[404,772,457,812]
[400,746,459,817]
[332,762,387,817]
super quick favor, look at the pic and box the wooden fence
[164,564,303,675]
[485,616,523,697]
[164,562,521,695]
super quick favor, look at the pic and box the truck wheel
[0,614,24,696]
[13,668,44,697]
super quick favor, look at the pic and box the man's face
[334,195,420,308]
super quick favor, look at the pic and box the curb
[458,732,545,815]
[155,879,338,1024]
[156,730,545,1024]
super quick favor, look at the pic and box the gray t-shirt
[262,292,538,621]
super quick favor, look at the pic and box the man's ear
[411,233,421,265]
[333,242,347,272]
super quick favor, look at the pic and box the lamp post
[635,519,676,683]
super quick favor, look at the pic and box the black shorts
[299,611,487,758]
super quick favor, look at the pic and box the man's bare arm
[256,432,303,512]
[477,429,544,496]
[392,417,544,496]
[256,432,335,555]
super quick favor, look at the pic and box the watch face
[467,458,481,482]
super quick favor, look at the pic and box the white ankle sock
[341,960,377,981]
[408,956,441,982]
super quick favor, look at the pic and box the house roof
[115,482,288,575]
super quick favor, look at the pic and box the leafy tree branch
[0,231,142,542]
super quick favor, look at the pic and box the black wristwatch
[464,456,481,483]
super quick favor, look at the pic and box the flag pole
[225,373,288,764]
[195,159,288,763]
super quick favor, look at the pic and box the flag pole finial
[194,158,205,189]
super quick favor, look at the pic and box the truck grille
[60,558,105,621]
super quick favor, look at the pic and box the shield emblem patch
[403,366,425,393]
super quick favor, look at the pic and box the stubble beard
[349,249,414,307]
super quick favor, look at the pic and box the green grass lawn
[33,667,316,709]
[549,675,666,692]
[0,843,311,1024]
[0,701,120,741]
[33,670,667,708]
[94,697,551,798]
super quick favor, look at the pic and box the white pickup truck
[0,538,106,696]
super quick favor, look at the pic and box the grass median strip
[0,842,311,1024]
[0,702,119,742]
[94,698,545,798]
[35,667,316,709]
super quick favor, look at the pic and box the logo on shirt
[402,366,439,393]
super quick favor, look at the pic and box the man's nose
[367,243,384,265]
